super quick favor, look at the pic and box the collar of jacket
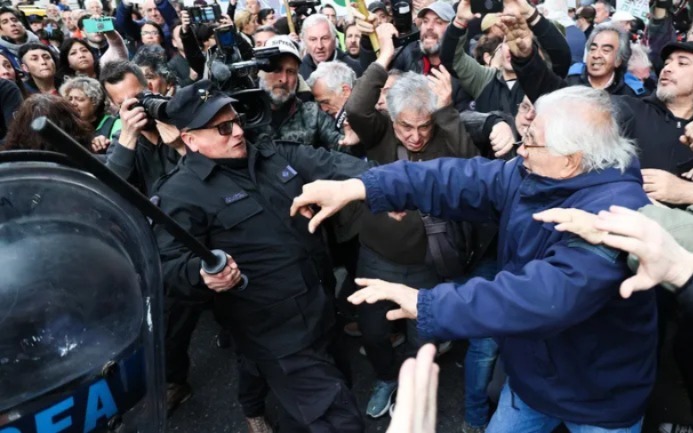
[641,93,693,123]
[184,138,276,180]
[305,48,346,69]
[516,156,643,200]
[580,66,626,93]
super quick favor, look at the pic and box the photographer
[100,60,183,195]
[259,35,349,151]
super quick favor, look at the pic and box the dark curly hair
[4,94,92,152]
[57,38,100,82]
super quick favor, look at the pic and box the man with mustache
[357,1,473,111]
[344,23,361,59]
[258,35,351,152]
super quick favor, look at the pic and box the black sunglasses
[195,114,246,135]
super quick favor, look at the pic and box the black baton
[31,116,248,289]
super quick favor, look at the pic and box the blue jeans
[487,382,643,433]
[454,258,500,427]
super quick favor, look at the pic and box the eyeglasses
[193,116,245,135]
[517,102,535,115]
[141,31,159,36]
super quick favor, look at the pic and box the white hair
[534,86,636,173]
[300,14,338,41]
[85,0,102,9]
[306,60,356,93]
[628,42,651,71]
[386,72,437,120]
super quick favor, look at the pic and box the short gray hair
[386,72,437,120]
[585,22,631,68]
[534,86,636,173]
[306,60,356,93]
[85,0,102,9]
[628,42,651,72]
[300,14,337,41]
[59,76,105,108]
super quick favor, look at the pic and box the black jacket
[511,45,643,103]
[0,79,22,146]
[152,138,369,359]
[615,94,693,174]
[299,48,364,80]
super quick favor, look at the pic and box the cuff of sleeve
[416,289,436,341]
[447,23,467,38]
[186,256,203,287]
[359,169,388,213]
[108,142,136,169]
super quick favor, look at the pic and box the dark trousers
[255,338,365,433]
[164,297,208,384]
[356,246,441,381]
[237,356,270,418]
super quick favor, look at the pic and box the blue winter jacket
[360,156,657,428]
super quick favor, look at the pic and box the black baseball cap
[166,80,237,130]
[661,41,693,62]
[368,1,387,13]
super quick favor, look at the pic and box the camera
[83,17,115,33]
[207,29,280,130]
[391,0,420,48]
[135,91,171,130]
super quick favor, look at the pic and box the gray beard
[419,41,441,56]
[259,76,296,106]
[656,86,675,104]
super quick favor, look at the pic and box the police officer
[152,80,368,433]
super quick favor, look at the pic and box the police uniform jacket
[152,137,370,360]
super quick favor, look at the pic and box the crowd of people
[2,0,693,431]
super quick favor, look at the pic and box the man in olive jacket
[343,22,479,418]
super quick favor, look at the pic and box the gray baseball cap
[417,1,455,21]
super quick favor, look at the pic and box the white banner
[616,0,649,23]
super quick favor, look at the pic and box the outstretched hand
[348,278,419,320]
[290,179,367,233]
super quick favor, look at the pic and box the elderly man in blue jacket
[290,85,657,432]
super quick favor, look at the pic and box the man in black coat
[152,79,369,433]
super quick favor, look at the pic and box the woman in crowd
[57,38,99,81]
[234,10,257,46]
[257,8,276,27]
[4,93,92,152]
[18,43,60,95]
[59,76,121,152]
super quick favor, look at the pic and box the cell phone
[471,0,503,14]
[201,6,216,22]
[83,17,115,33]
[214,26,235,50]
